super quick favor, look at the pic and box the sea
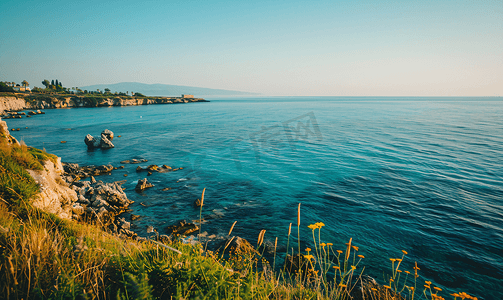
[5,97,503,299]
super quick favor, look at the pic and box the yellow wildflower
[315,222,325,228]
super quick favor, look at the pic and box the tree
[0,82,15,92]
[42,79,50,88]
[104,88,110,93]
[51,80,55,86]
[22,80,29,88]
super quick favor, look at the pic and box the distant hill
[79,82,259,97]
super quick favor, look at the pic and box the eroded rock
[135,178,155,192]
[165,220,199,236]
[101,129,114,141]
[100,135,114,149]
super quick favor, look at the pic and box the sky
[0,0,502,96]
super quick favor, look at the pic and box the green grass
[0,142,40,207]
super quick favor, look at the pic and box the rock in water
[84,134,99,149]
[165,220,199,236]
[92,181,132,207]
[101,129,114,141]
[193,198,203,207]
[100,135,114,149]
[135,178,155,192]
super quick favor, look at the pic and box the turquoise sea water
[5,97,503,299]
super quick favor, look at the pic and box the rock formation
[135,178,155,192]
[165,220,199,236]
[84,129,115,149]
[27,158,79,219]
[62,162,118,181]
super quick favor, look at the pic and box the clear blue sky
[1,0,501,96]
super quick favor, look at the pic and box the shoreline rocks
[121,158,148,164]
[135,164,182,174]
[62,162,122,181]
[165,220,199,236]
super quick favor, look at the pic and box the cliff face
[0,116,19,145]
[1,116,76,219]
[0,96,26,114]
[0,95,207,114]
[27,158,78,219]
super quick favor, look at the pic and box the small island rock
[101,129,114,141]
[135,178,155,192]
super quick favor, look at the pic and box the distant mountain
[79,82,259,97]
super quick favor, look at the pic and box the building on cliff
[12,86,31,92]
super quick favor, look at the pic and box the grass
[0,134,479,299]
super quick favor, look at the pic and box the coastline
[0,93,208,115]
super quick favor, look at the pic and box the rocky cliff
[0,96,26,114]
[0,94,208,114]
[27,158,78,219]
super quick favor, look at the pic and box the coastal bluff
[0,94,208,114]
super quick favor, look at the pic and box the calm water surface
[6,97,503,299]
